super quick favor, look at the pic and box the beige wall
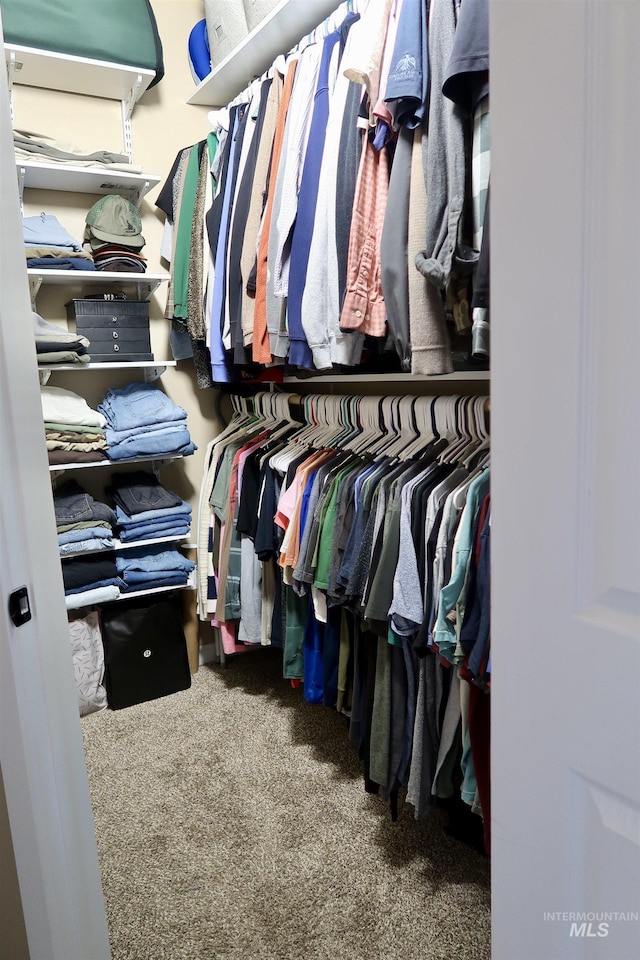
[14,2,225,659]
[16,0,223,513]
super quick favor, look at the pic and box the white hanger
[382,396,419,460]
[348,396,384,456]
[396,395,436,461]
[362,396,397,457]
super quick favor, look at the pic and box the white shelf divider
[5,43,155,102]
[65,574,195,610]
[283,370,491,385]
[49,451,187,474]
[17,160,160,206]
[28,269,169,301]
[59,534,190,561]
[38,361,176,373]
[187,0,340,106]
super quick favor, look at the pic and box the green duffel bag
[0,0,164,87]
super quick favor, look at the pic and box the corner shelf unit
[187,0,340,106]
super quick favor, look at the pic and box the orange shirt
[252,59,298,364]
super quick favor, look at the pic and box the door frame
[0,14,110,958]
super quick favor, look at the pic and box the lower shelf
[112,578,196,602]
[59,534,189,561]
[65,573,196,611]
[283,370,490,384]
[50,451,186,473]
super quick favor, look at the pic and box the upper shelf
[17,160,161,206]
[187,0,340,106]
[283,370,491,385]
[4,43,155,102]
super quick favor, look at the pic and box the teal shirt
[433,469,490,662]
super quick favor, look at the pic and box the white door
[0,17,111,959]
[491,2,640,958]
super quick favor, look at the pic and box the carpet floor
[81,648,490,960]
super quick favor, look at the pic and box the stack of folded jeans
[98,382,197,461]
[54,479,116,556]
[34,311,90,365]
[107,470,192,543]
[115,545,195,592]
[41,385,108,465]
[62,555,124,599]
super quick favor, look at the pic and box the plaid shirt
[339,136,389,338]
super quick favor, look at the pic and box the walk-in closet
[1,2,638,960]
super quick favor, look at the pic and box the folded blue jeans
[107,428,196,460]
[120,572,188,592]
[106,418,188,445]
[116,547,195,576]
[121,569,192,585]
[58,526,114,545]
[59,537,114,555]
[117,523,191,543]
[99,382,188,431]
[115,502,191,525]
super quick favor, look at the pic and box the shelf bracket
[150,458,167,480]
[6,49,16,121]
[28,275,43,303]
[135,280,157,300]
[133,180,151,208]
[143,364,168,383]
[17,165,26,213]
[121,74,142,162]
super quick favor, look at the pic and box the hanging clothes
[156,0,490,384]
[196,390,491,849]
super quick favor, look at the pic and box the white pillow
[68,611,108,716]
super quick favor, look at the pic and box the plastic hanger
[349,396,385,456]
[382,396,420,460]
[439,397,473,464]
[362,396,397,457]
[337,395,363,450]
[395,395,436,461]
[344,395,376,454]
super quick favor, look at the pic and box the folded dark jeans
[54,479,116,526]
[62,556,119,592]
[107,470,183,515]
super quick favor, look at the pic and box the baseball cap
[85,195,145,249]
